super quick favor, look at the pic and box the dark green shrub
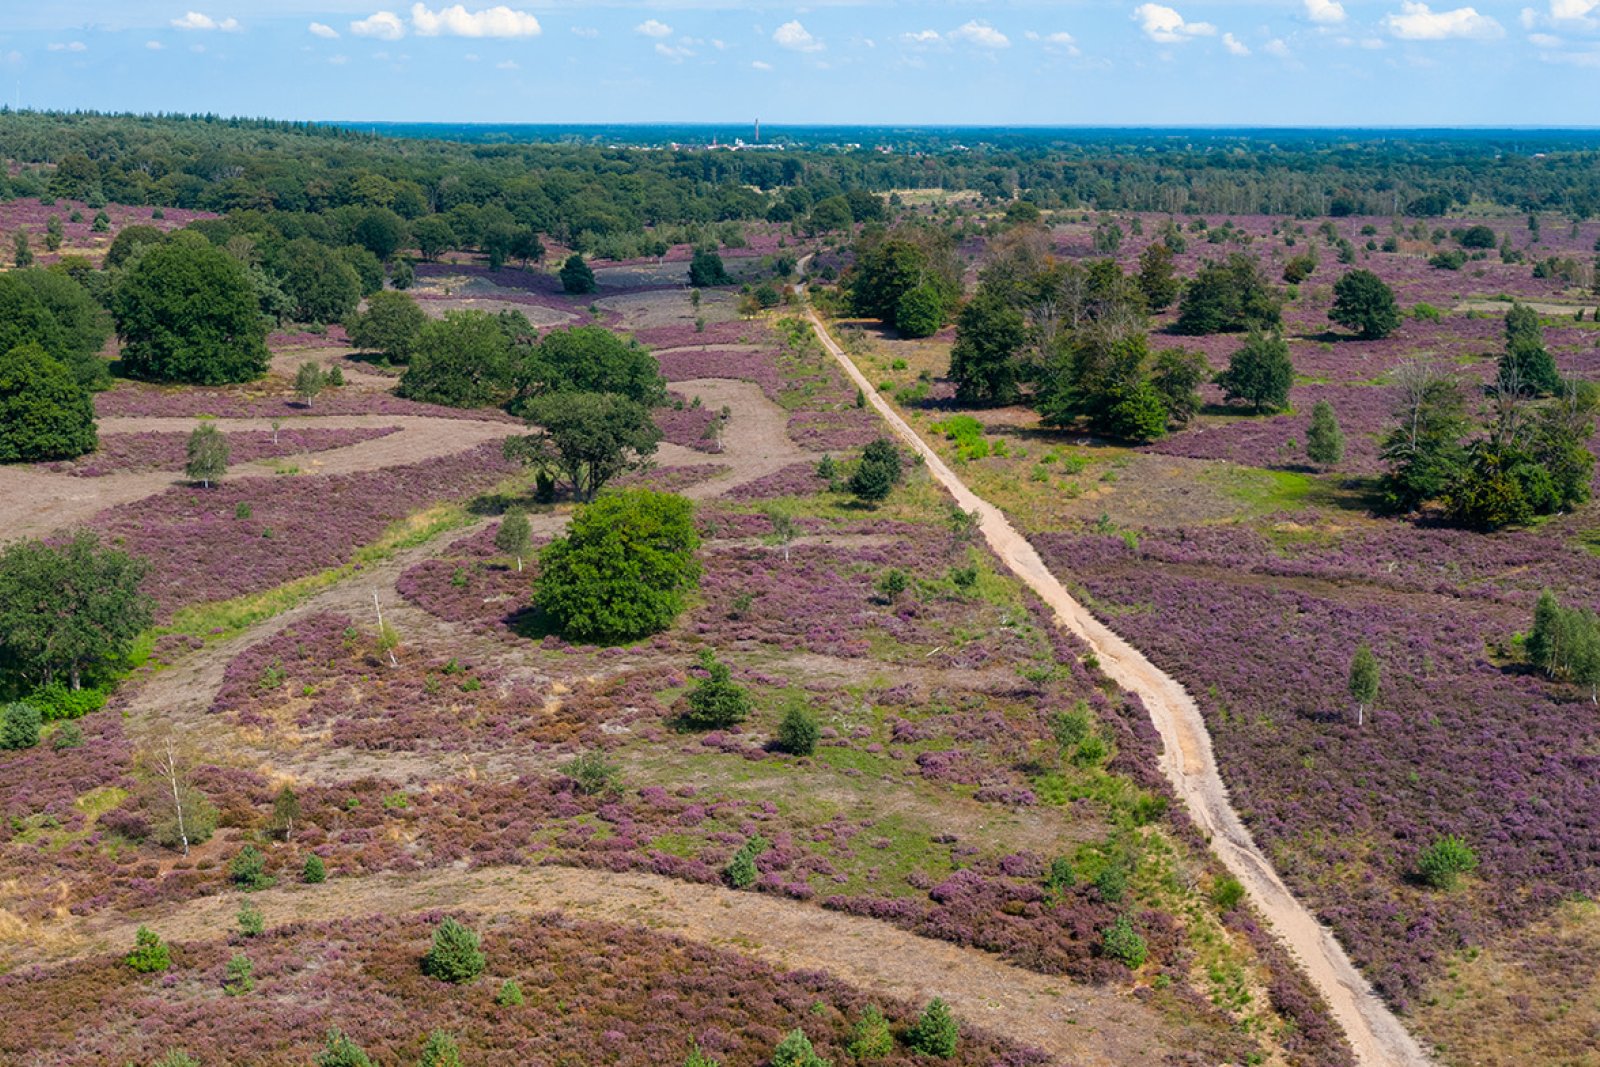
[0,701,41,750]
[229,845,270,890]
[223,953,254,996]
[315,1029,374,1067]
[127,925,171,973]
[683,1041,722,1067]
[683,650,751,730]
[723,835,769,889]
[770,1029,830,1067]
[776,701,819,756]
[237,902,265,937]
[848,1005,894,1060]
[904,997,959,1058]
[497,978,524,1006]
[564,750,621,796]
[848,438,903,504]
[1211,876,1246,911]
[1100,916,1148,968]
[1416,835,1478,889]
[1044,856,1076,895]
[417,1031,463,1067]
[50,721,83,750]
[422,917,486,984]
[302,853,327,883]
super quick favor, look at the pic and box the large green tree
[1497,302,1560,396]
[948,290,1026,405]
[398,310,514,408]
[0,530,152,691]
[112,234,269,384]
[345,290,426,363]
[1329,269,1401,340]
[511,325,666,411]
[505,392,663,501]
[0,343,98,463]
[1175,254,1282,335]
[847,228,961,334]
[535,489,701,642]
[0,270,112,390]
[1378,363,1470,512]
[276,238,362,324]
[1215,331,1294,413]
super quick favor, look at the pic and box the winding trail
[803,306,1432,1067]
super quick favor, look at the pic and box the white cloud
[1265,37,1293,56]
[1222,31,1251,54]
[1529,30,1565,42]
[309,22,339,39]
[496,58,518,68]
[329,53,349,64]
[145,40,164,50]
[655,41,694,60]
[751,59,773,70]
[1133,4,1217,43]
[900,29,943,45]
[1024,30,1079,55]
[773,20,823,52]
[635,19,672,38]
[172,12,240,32]
[1383,2,1504,38]
[950,20,1009,48]
[351,11,406,39]
[411,4,540,38]
[1530,0,1600,28]
[570,26,598,38]
[47,41,88,52]
[1305,0,1348,24]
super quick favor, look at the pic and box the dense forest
[4,111,1600,250]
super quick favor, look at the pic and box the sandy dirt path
[77,864,1175,1067]
[0,414,513,545]
[804,306,1433,1067]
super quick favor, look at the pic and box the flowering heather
[95,381,522,423]
[617,463,730,493]
[268,324,351,348]
[787,408,883,451]
[208,612,635,752]
[91,441,517,616]
[654,344,786,397]
[1038,531,1600,1007]
[655,394,723,452]
[47,427,400,477]
[723,461,829,501]
[1150,384,1394,472]
[0,912,1043,1067]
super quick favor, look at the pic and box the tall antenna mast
[755,117,760,143]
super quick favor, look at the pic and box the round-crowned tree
[1215,331,1294,413]
[0,343,97,463]
[345,290,426,363]
[536,489,700,642]
[398,311,514,408]
[688,248,732,287]
[1329,269,1401,340]
[112,235,269,384]
[559,254,597,295]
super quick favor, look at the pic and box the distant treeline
[3,111,1600,246]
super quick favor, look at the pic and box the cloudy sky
[4,1,1597,125]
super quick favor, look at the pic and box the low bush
[421,917,486,984]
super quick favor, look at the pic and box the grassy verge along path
[803,304,1432,1067]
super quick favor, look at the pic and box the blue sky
[4,2,1597,125]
